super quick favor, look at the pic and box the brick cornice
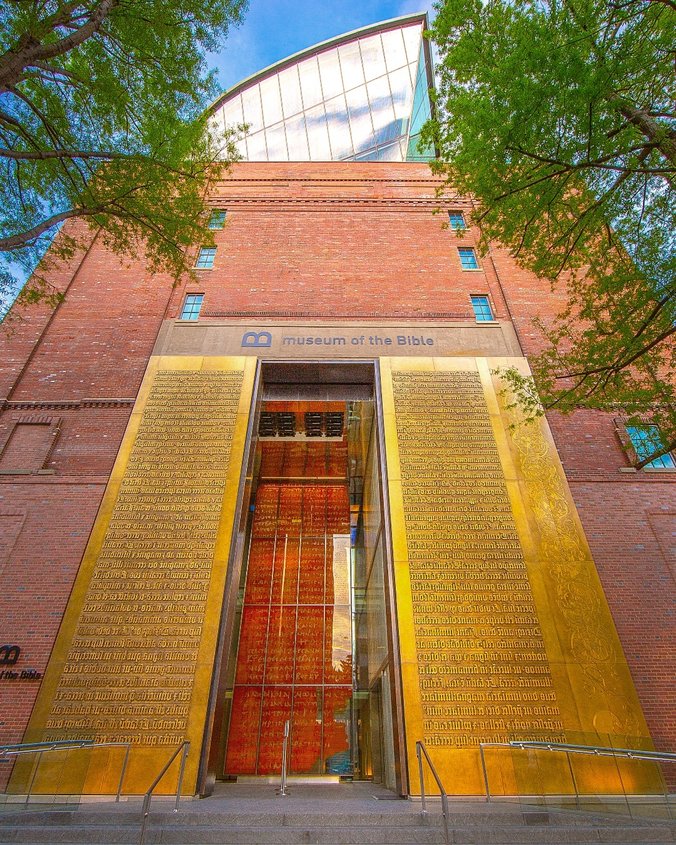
[1,398,135,411]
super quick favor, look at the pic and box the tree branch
[0,0,118,91]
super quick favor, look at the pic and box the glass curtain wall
[220,396,392,780]
[212,19,433,163]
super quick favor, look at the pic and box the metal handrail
[416,741,450,845]
[479,740,675,820]
[508,740,676,763]
[139,740,190,845]
[1,740,95,754]
[0,739,131,804]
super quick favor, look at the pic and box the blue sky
[211,0,435,93]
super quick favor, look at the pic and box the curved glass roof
[209,14,435,162]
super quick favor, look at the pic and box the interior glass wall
[219,392,395,781]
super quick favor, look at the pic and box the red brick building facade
[0,161,673,793]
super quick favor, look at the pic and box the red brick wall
[0,161,672,782]
[165,162,494,321]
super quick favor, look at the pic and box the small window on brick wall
[0,418,58,473]
[208,210,226,229]
[458,247,480,270]
[180,293,204,321]
[626,424,675,469]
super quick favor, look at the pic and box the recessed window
[180,294,204,321]
[195,247,216,269]
[626,425,675,469]
[448,211,466,230]
[458,247,479,270]
[208,210,226,229]
[471,295,494,322]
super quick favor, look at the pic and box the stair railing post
[116,743,131,803]
[417,741,427,815]
[25,750,42,805]
[278,719,290,797]
[174,742,189,812]
[479,744,490,803]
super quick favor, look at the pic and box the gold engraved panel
[380,357,655,796]
[17,356,256,795]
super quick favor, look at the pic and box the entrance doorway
[210,366,399,787]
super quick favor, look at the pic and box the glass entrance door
[220,393,397,783]
[224,402,352,776]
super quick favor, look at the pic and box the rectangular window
[626,425,675,469]
[195,247,216,269]
[471,295,494,322]
[458,247,479,270]
[180,294,204,321]
[208,210,227,229]
[448,211,466,230]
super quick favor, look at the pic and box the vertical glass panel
[278,65,304,118]
[235,606,268,684]
[346,86,375,155]
[329,534,351,606]
[241,85,264,133]
[303,486,326,535]
[327,485,350,534]
[407,41,435,161]
[366,542,388,681]
[266,605,296,684]
[388,66,414,123]
[298,57,323,109]
[323,687,352,774]
[271,535,300,604]
[318,49,344,100]
[278,486,302,535]
[246,129,268,160]
[298,536,325,604]
[290,688,322,773]
[244,538,274,603]
[225,686,261,774]
[221,93,244,129]
[368,76,398,146]
[402,23,423,64]
[359,34,387,82]
[325,94,353,159]
[284,114,310,160]
[265,123,289,161]
[295,607,324,684]
[305,104,332,160]
[382,28,408,72]
[338,40,365,91]
[258,687,292,774]
[325,605,352,685]
[260,75,284,126]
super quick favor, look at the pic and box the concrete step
[0,814,674,845]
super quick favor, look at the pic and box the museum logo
[0,644,20,665]
[241,331,272,348]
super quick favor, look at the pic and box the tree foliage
[0,0,247,310]
[426,0,675,466]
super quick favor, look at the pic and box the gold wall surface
[15,356,255,796]
[380,357,656,796]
